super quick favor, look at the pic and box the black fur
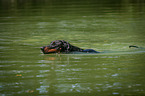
[41,40,84,54]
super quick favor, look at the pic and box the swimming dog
[40,40,99,54]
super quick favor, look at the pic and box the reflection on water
[37,54,145,95]
[0,0,145,96]
[2,54,145,95]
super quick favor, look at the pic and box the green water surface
[0,0,145,96]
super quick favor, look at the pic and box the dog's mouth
[40,46,59,54]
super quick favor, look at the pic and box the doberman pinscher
[40,40,100,54]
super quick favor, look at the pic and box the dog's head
[40,40,69,54]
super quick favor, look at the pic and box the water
[0,0,145,96]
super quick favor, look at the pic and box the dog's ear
[61,41,67,47]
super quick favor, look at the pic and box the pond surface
[0,0,145,96]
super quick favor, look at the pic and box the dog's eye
[51,42,56,45]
